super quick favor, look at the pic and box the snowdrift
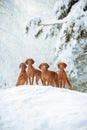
[0,86,87,130]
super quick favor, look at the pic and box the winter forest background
[0,0,87,92]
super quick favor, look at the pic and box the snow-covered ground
[0,86,87,130]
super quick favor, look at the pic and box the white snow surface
[0,86,87,130]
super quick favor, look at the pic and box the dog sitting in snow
[57,62,73,90]
[16,63,28,86]
[39,63,58,87]
[25,58,41,85]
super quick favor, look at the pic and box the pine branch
[39,22,64,27]
[38,15,84,27]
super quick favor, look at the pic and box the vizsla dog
[16,63,28,86]
[39,63,58,87]
[57,62,73,90]
[25,58,41,85]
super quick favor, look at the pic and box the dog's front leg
[31,76,34,85]
[36,76,39,85]
[42,79,46,86]
[29,77,32,85]
[26,79,28,85]
[66,77,73,90]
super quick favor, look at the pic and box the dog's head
[57,62,67,69]
[39,63,49,71]
[19,63,27,69]
[25,58,35,65]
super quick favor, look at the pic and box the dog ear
[39,64,42,69]
[19,63,22,68]
[30,59,34,64]
[64,63,67,68]
[25,59,28,65]
[25,64,27,68]
[58,62,67,69]
[45,63,49,69]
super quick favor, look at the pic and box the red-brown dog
[57,62,73,90]
[39,63,58,87]
[16,63,28,86]
[25,58,41,85]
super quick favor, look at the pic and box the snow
[0,0,87,90]
[0,0,57,87]
[53,0,71,19]
[0,0,87,129]
[0,86,87,130]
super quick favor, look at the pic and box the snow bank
[0,86,87,130]
[0,0,87,92]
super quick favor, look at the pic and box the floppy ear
[45,63,49,69]
[24,64,27,69]
[25,59,28,64]
[64,63,67,68]
[23,63,27,68]
[31,59,35,64]
[19,63,22,68]
[39,64,42,69]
